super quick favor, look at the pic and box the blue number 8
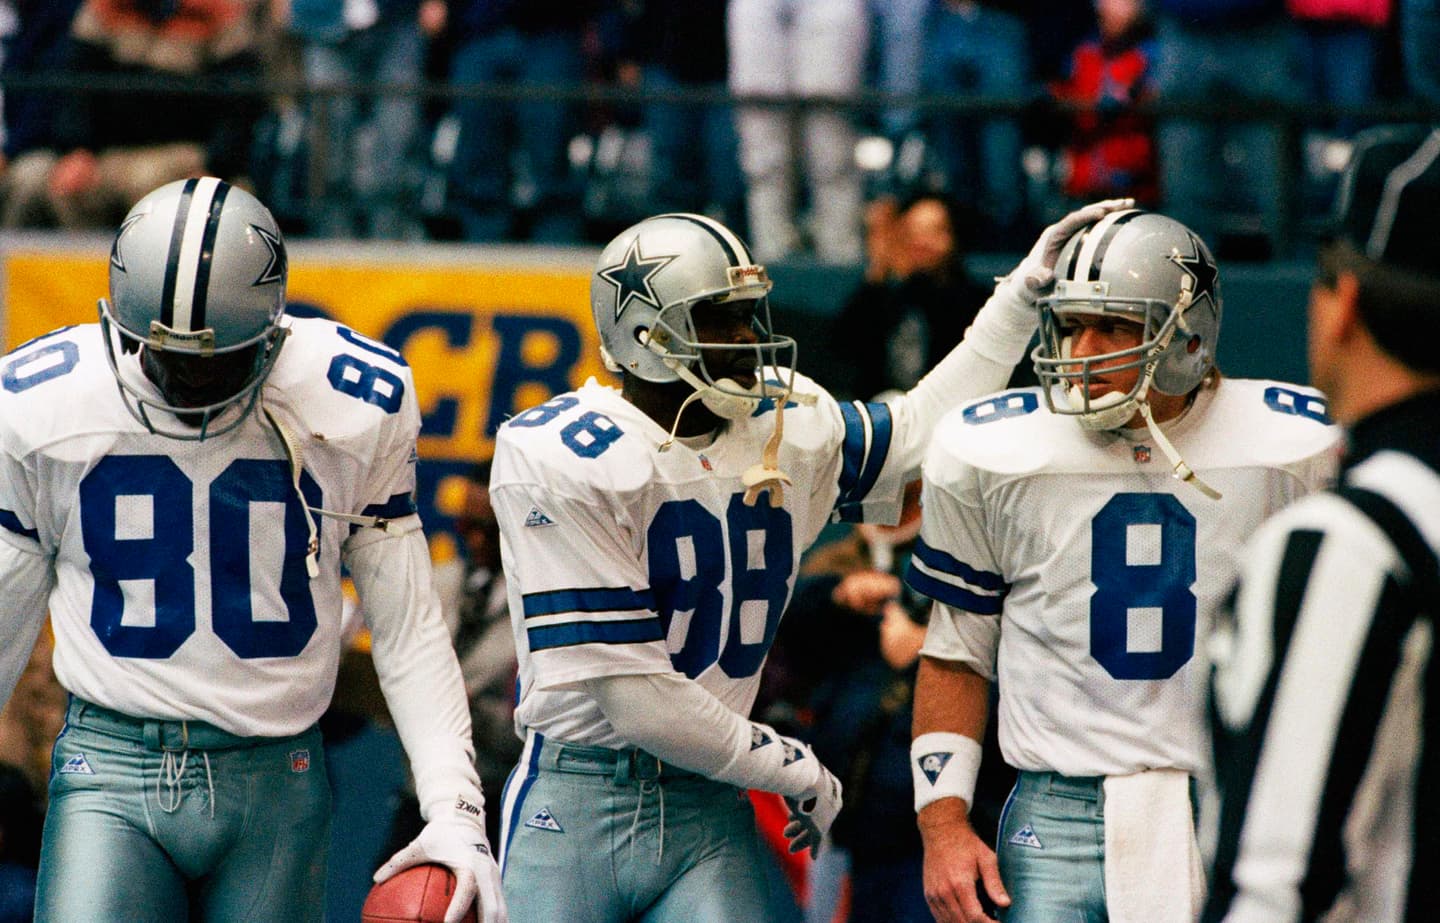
[1089,493,1197,680]
[81,456,196,658]
[963,391,1039,425]
[1264,386,1329,423]
[648,499,726,678]
[327,354,405,412]
[561,412,623,458]
[509,396,579,428]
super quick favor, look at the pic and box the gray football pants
[499,734,779,923]
[37,698,331,922]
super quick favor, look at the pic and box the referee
[1203,125,1440,922]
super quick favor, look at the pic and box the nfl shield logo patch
[1133,445,1152,464]
[289,749,311,773]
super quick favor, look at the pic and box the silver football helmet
[590,212,798,419]
[1033,210,1222,431]
[100,177,289,440]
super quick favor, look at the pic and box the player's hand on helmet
[782,756,843,857]
[375,810,509,923]
[1007,197,1137,300]
[918,800,1010,923]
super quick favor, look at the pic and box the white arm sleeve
[585,672,824,797]
[0,534,54,710]
[895,275,1035,431]
[345,516,484,821]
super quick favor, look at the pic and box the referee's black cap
[1331,124,1440,280]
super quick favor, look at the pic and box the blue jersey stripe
[521,586,655,618]
[360,492,418,520]
[837,400,894,507]
[527,618,665,651]
[905,565,1006,615]
[0,509,38,542]
[838,401,866,498]
[912,539,1008,591]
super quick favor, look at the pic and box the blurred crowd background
[2,0,1436,264]
[2,1,1438,920]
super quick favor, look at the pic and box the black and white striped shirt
[1204,391,1440,923]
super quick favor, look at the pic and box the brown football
[361,864,476,923]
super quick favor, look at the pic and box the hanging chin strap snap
[263,403,401,579]
[638,329,811,505]
[742,392,792,508]
[1137,399,1222,500]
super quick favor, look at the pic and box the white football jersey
[491,373,917,747]
[0,317,422,737]
[910,380,1340,777]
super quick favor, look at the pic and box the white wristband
[912,732,984,814]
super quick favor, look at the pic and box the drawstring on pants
[627,779,667,866]
[155,725,216,820]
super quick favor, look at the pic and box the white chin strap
[262,402,401,578]
[666,361,764,421]
[642,331,817,507]
[1135,398,1222,500]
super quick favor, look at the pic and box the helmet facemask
[100,302,289,440]
[1034,291,1188,431]
[641,292,801,421]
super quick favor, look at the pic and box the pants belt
[1018,770,1106,805]
[540,739,701,784]
[65,697,298,751]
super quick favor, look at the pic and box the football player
[490,202,1133,922]
[0,179,505,923]
[906,210,1340,923]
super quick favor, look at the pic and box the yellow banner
[3,244,616,544]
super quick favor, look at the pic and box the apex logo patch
[918,751,952,785]
[1008,824,1043,849]
[59,753,95,775]
[750,726,772,751]
[525,807,564,833]
[289,749,311,773]
[524,507,556,528]
[781,741,804,767]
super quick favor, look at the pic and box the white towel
[1103,768,1205,923]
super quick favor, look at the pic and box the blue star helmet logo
[251,225,286,286]
[110,213,145,273]
[1170,234,1218,309]
[597,239,677,322]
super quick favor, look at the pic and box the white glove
[781,752,843,857]
[375,808,509,923]
[1004,197,1137,301]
